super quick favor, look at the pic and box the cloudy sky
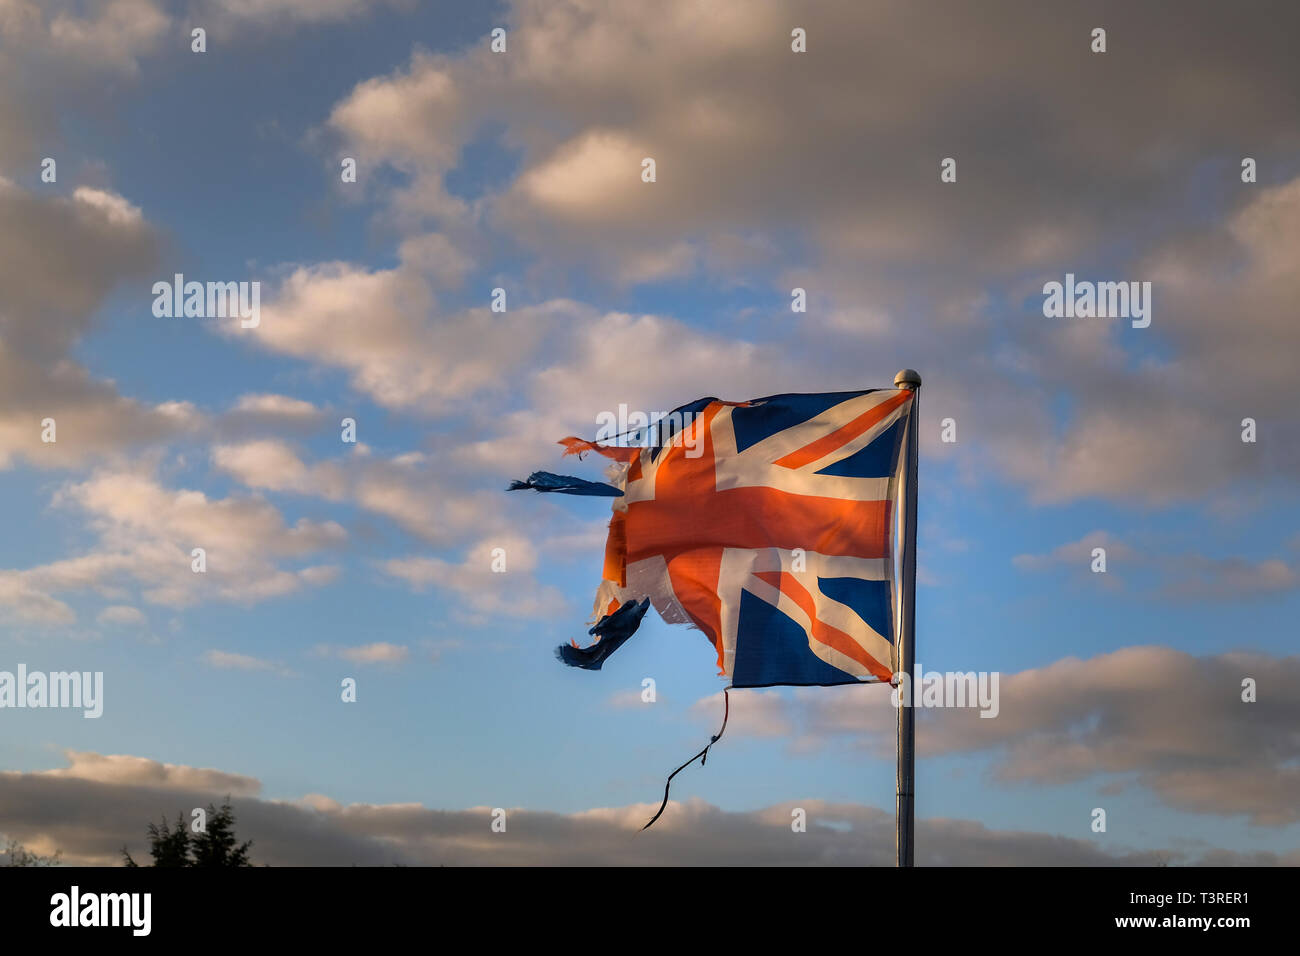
[1,0,1298,865]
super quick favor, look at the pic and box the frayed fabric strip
[555,598,650,670]
[507,471,623,497]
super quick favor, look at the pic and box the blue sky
[1,0,1298,865]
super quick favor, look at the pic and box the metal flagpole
[893,369,921,868]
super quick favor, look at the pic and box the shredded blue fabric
[507,471,623,497]
[556,598,650,669]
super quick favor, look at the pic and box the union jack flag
[511,388,914,688]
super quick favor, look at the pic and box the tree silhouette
[3,838,62,867]
[122,813,190,867]
[122,799,252,867]
[191,801,253,867]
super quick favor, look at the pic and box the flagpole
[893,369,921,868]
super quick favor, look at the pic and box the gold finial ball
[894,369,921,389]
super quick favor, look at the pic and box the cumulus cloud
[1013,531,1137,572]
[312,642,409,665]
[0,183,204,470]
[0,0,409,177]
[96,604,146,626]
[717,647,1300,826]
[691,689,792,739]
[205,0,398,27]
[0,468,344,624]
[31,750,260,797]
[0,573,75,625]
[210,439,573,622]
[0,0,170,75]
[605,688,656,710]
[382,536,567,621]
[3,750,1289,866]
[1014,532,1298,602]
[212,439,338,497]
[215,394,328,439]
[1156,554,1297,601]
[201,650,294,676]
[0,2,159,168]
[315,0,1300,509]
[211,439,506,545]
[216,235,536,416]
[235,272,750,470]
[330,1,1299,275]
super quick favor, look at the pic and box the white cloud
[33,750,260,797]
[2,750,1289,866]
[96,604,145,626]
[717,647,1300,826]
[316,0,1300,509]
[201,650,293,676]
[1014,533,1297,602]
[208,0,396,26]
[0,573,76,625]
[32,0,168,74]
[315,642,409,664]
[1013,531,1137,572]
[382,536,566,620]
[220,239,549,415]
[0,182,200,471]
[0,468,345,621]
[212,439,499,545]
